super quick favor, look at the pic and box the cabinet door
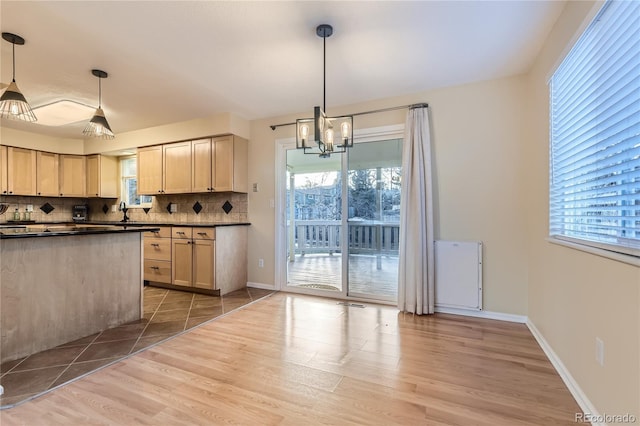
[36,151,60,197]
[0,146,7,195]
[212,136,233,192]
[193,240,215,290]
[7,147,36,196]
[86,155,118,198]
[137,146,163,195]
[191,138,213,193]
[59,155,86,197]
[86,155,100,197]
[212,136,248,193]
[163,141,192,194]
[172,238,193,287]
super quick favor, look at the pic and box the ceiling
[0,1,565,140]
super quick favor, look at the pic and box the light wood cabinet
[7,147,37,196]
[86,155,118,198]
[171,227,216,290]
[59,155,86,197]
[36,151,59,197]
[163,141,192,194]
[137,145,164,195]
[143,227,172,284]
[191,138,213,192]
[0,146,7,195]
[191,136,248,193]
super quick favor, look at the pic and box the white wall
[525,0,639,418]
[1,127,84,154]
[248,75,530,315]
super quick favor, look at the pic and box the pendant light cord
[98,77,102,108]
[11,41,16,82]
[323,31,326,112]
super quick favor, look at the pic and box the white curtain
[397,105,435,315]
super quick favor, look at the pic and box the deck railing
[290,220,400,256]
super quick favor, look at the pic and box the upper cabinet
[86,155,118,198]
[163,141,192,194]
[139,134,248,196]
[137,145,163,195]
[191,135,248,193]
[0,146,7,195]
[36,151,59,197]
[59,155,86,197]
[7,147,37,196]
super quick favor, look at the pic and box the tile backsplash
[0,193,247,224]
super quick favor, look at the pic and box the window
[550,0,640,256]
[120,156,152,207]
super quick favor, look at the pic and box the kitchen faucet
[119,201,130,223]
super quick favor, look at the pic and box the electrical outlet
[170,203,177,213]
[111,205,117,213]
[258,258,264,268]
[269,199,274,208]
[596,337,604,366]
[26,204,33,212]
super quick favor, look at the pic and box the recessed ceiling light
[31,100,95,126]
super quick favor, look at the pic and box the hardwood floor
[0,292,581,425]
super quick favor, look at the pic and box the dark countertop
[84,221,251,227]
[0,225,161,239]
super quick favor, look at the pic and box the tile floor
[0,286,274,408]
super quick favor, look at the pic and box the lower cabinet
[144,225,247,295]
[172,227,216,290]
[143,227,172,284]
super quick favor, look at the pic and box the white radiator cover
[434,240,483,311]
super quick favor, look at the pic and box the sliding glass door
[283,139,402,302]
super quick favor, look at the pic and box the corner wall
[525,0,639,418]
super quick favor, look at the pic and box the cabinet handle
[151,243,159,247]
[150,266,160,270]
[8,191,12,194]
[197,232,207,236]
[177,231,185,235]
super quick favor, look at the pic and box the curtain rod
[268,102,428,130]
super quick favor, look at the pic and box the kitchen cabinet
[59,155,86,197]
[163,141,192,194]
[143,226,172,284]
[191,135,248,193]
[7,146,36,196]
[36,151,59,197]
[0,146,7,195]
[171,227,216,290]
[137,145,163,195]
[86,154,118,198]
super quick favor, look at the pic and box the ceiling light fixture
[0,32,36,122]
[83,69,114,139]
[296,24,353,158]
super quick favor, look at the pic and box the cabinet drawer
[193,228,215,240]
[172,227,192,239]
[144,237,171,261]
[144,260,172,284]
[145,226,172,238]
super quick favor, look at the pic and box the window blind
[550,0,640,256]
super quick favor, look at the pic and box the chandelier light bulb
[325,128,334,152]
[341,121,350,141]
[299,124,309,144]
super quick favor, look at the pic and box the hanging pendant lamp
[83,69,114,139]
[296,24,353,158]
[0,32,37,122]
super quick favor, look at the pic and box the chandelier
[0,32,36,122]
[296,24,353,158]
[83,69,115,139]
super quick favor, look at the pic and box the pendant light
[296,24,353,158]
[83,69,114,139]
[0,32,36,122]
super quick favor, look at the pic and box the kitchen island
[0,225,159,363]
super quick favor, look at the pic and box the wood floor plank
[0,292,582,425]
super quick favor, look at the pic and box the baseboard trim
[434,307,527,323]
[247,281,276,290]
[526,319,602,426]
